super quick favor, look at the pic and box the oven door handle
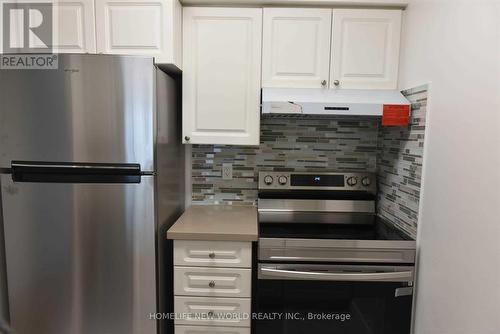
[259,267,414,282]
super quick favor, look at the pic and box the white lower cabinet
[174,240,252,268]
[175,325,251,334]
[174,296,251,327]
[174,240,252,333]
[174,266,252,298]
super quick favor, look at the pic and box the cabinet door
[262,8,332,88]
[95,0,182,68]
[182,7,262,145]
[53,0,96,53]
[331,9,402,90]
[0,0,96,53]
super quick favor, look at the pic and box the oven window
[255,280,413,334]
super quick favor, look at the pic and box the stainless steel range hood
[262,88,410,116]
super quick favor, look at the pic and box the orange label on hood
[382,104,410,126]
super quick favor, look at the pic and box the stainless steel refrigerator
[0,54,185,334]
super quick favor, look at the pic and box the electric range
[254,171,416,334]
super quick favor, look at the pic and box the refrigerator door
[0,174,157,334]
[0,54,155,171]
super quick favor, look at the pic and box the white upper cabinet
[0,0,96,54]
[53,0,96,53]
[262,8,332,88]
[182,7,262,145]
[330,9,402,89]
[95,0,182,68]
[260,8,402,90]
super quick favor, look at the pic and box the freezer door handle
[10,161,144,183]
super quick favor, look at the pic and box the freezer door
[0,54,155,171]
[0,175,157,334]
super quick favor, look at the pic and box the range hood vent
[262,88,410,117]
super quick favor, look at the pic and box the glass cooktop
[259,217,413,241]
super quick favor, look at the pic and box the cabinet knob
[207,311,215,318]
[209,281,216,288]
[321,80,327,86]
[184,136,190,142]
[333,80,340,86]
[208,252,216,259]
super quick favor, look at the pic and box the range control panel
[258,172,376,193]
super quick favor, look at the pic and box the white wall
[398,1,500,333]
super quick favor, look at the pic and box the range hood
[262,88,410,116]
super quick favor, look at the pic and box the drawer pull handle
[208,281,216,288]
[207,311,215,318]
[208,252,216,259]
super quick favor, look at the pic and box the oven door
[255,264,414,334]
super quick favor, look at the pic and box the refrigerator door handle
[10,161,143,183]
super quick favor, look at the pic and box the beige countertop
[167,205,258,242]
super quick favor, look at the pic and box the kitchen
[0,1,499,334]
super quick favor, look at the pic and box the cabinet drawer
[174,241,252,268]
[174,296,251,327]
[175,325,250,334]
[174,266,251,298]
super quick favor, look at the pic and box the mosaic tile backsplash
[376,84,428,239]
[192,117,379,205]
[191,85,428,239]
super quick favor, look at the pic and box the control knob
[361,177,371,187]
[264,175,274,185]
[278,176,288,185]
[347,177,358,186]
